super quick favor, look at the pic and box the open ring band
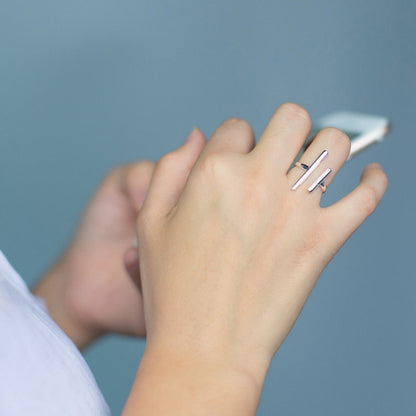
[292,150,331,193]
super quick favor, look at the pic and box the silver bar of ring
[308,168,332,192]
[291,150,328,190]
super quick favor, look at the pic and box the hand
[135,103,388,391]
[33,128,206,350]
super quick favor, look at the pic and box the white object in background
[309,111,390,159]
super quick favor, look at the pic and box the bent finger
[141,127,206,218]
[324,163,388,246]
[197,117,255,159]
[253,103,312,174]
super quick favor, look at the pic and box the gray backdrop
[1,1,415,414]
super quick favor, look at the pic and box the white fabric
[0,251,111,415]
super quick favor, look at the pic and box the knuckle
[278,102,312,129]
[321,127,351,155]
[225,117,253,134]
[224,116,246,126]
[199,153,229,183]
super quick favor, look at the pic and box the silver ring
[292,151,331,193]
[294,161,309,170]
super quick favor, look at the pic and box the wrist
[32,256,102,350]
[123,346,266,415]
[144,331,272,393]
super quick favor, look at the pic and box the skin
[32,103,387,414]
[122,103,388,415]
[32,159,157,349]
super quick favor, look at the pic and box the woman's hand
[133,103,388,398]
[32,128,206,350]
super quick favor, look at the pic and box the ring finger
[286,127,351,203]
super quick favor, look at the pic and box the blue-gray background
[1,1,414,414]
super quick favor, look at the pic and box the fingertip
[185,126,206,145]
[367,162,383,170]
[361,163,388,197]
[178,127,206,162]
[362,162,384,176]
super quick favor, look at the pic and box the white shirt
[0,251,111,415]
